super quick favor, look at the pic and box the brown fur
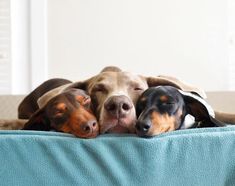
[23,88,99,138]
[2,66,235,132]
[149,111,176,135]
[67,66,211,134]
[18,78,72,119]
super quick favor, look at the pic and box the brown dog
[17,78,99,138]
[23,88,99,138]
[64,66,210,134]
[1,78,72,130]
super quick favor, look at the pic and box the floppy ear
[65,75,97,91]
[180,90,227,127]
[22,109,51,131]
[145,75,206,99]
[65,81,88,91]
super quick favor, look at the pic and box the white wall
[10,0,48,94]
[47,0,231,91]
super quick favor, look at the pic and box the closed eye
[53,109,66,117]
[134,87,144,91]
[129,81,145,92]
[53,103,67,117]
[159,102,175,106]
[92,84,108,93]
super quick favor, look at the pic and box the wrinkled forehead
[119,72,147,86]
[89,71,147,90]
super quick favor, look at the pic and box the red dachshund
[19,79,99,138]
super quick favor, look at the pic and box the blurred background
[0,0,235,94]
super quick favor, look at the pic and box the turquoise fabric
[1,127,235,186]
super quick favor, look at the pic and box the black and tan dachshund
[135,86,226,137]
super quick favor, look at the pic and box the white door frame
[11,0,48,94]
[30,0,48,90]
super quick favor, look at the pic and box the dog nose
[82,120,98,133]
[135,120,151,135]
[104,95,133,117]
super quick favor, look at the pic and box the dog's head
[23,88,99,138]
[88,71,148,134]
[135,86,226,137]
[75,69,148,134]
[68,66,206,134]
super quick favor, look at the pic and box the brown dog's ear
[145,75,207,99]
[180,90,226,127]
[100,66,122,73]
[65,76,96,92]
[65,81,88,91]
[22,109,51,131]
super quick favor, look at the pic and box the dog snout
[81,120,98,133]
[104,96,133,118]
[135,120,152,136]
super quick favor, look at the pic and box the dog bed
[1,127,235,186]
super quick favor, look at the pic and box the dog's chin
[106,124,130,133]
[136,132,153,138]
[100,118,136,134]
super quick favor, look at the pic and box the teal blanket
[1,127,235,186]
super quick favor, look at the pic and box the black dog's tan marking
[135,86,226,137]
[23,89,99,138]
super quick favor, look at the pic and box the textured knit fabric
[1,127,235,186]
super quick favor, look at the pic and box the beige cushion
[0,95,25,119]
[206,92,235,113]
